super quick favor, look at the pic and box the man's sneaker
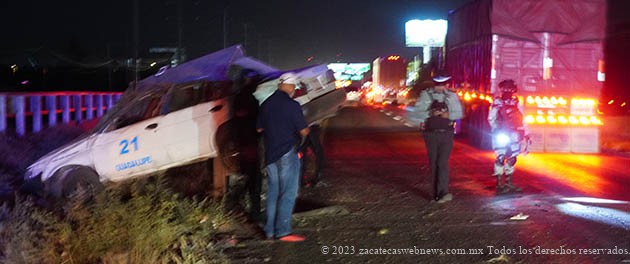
[436,193,453,203]
[278,234,306,242]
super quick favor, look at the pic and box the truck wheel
[48,166,104,204]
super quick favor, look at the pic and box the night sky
[1,0,629,99]
[1,0,471,68]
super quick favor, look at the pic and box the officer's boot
[493,163,505,192]
[495,174,505,193]
[505,174,522,192]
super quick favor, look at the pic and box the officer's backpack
[497,102,523,129]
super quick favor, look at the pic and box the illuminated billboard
[405,19,447,47]
[327,63,371,81]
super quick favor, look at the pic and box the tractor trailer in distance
[368,56,409,105]
[446,0,605,153]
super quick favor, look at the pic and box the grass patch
[1,178,233,264]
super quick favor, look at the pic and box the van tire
[48,166,104,204]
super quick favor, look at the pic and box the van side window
[163,85,202,114]
[114,95,162,129]
[199,82,235,103]
[160,81,235,115]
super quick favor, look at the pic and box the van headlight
[24,169,36,180]
[24,166,42,180]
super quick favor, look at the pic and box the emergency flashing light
[495,133,511,147]
[558,116,568,124]
[387,56,401,61]
[608,100,614,105]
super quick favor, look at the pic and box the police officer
[415,72,463,203]
[488,79,528,193]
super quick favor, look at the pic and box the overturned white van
[24,45,346,201]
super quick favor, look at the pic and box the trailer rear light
[464,92,472,101]
[527,96,568,107]
[526,96,535,104]
[590,116,603,125]
[558,116,568,124]
[525,115,601,126]
[525,115,536,124]
[571,98,596,106]
[559,98,567,105]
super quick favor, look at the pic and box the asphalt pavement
[226,105,630,264]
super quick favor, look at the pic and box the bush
[0,178,232,264]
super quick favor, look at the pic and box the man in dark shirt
[256,72,310,242]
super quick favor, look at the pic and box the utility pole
[107,43,112,90]
[177,0,183,63]
[133,0,139,88]
[243,23,248,52]
[223,7,228,48]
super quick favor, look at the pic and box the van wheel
[49,166,104,204]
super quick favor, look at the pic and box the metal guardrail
[0,92,123,136]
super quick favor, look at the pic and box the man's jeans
[264,148,300,238]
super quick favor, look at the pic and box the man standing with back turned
[257,72,310,242]
[415,72,463,203]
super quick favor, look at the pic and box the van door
[158,82,233,165]
[92,93,169,181]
